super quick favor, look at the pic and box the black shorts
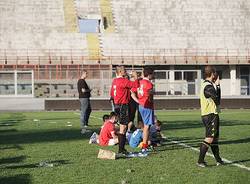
[115,104,129,125]
[128,99,137,122]
[202,113,220,138]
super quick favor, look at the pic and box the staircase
[63,0,78,32]
[100,0,116,33]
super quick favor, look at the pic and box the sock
[118,134,126,153]
[142,143,148,149]
[121,134,126,151]
[198,141,210,163]
[211,142,222,162]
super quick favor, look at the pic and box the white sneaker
[84,125,88,128]
[89,132,97,144]
[81,129,91,134]
[81,129,86,134]
[138,149,148,157]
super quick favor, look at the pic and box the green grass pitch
[0,110,250,184]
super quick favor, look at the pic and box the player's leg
[79,98,88,128]
[210,114,223,165]
[142,124,150,149]
[116,104,129,154]
[108,138,118,146]
[84,100,92,126]
[198,114,214,166]
[139,106,154,150]
[137,105,143,126]
[128,100,136,132]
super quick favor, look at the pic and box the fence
[0,49,250,65]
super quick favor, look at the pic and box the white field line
[169,140,250,171]
[74,112,250,171]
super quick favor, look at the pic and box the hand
[131,71,138,79]
[215,75,220,86]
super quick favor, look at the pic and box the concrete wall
[102,0,250,56]
[0,0,87,53]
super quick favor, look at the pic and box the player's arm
[77,80,82,94]
[204,85,220,105]
[216,85,221,105]
[131,91,139,103]
[123,71,139,89]
[111,131,117,139]
[81,81,91,93]
[123,79,139,89]
[110,81,114,98]
[214,76,221,105]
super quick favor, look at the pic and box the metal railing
[0,49,249,65]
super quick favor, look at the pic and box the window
[155,72,167,79]
[184,72,197,82]
[175,72,182,80]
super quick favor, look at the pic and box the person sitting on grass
[149,119,165,146]
[129,121,144,148]
[89,114,110,144]
[99,112,119,146]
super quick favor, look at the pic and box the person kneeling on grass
[129,121,144,148]
[89,114,110,144]
[99,112,119,146]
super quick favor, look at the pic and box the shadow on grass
[0,128,100,145]
[0,174,31,184]
[0,113,26,127]
[4,159,72,169]
[162,120,250,131]
[0,129,18,133]
[0,144,23,150]
[0,156,26,165]
[227,159,250,164]
[220,137,250,145]
[155,136,250,152]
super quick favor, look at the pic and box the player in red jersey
[132,67,155,156]
[110,66,139,154]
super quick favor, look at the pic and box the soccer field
[0,110,250,184]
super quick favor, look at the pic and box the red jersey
[137,78,154,109]
[99,121,115,146]
[110,77,139,104]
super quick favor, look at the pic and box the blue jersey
[129,129,143,148]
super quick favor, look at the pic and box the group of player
[89,66,160,156]
[88,65,224,167]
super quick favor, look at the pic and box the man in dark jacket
[77,70,92,134]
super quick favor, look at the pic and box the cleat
[196,162,207,168]
[138,149,148,157]
[216,160,225,166]
[126,152,137,158]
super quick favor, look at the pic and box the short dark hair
[156,120,162,126]
[143,67,154,77]
[204,65,216,79]
[102,114,109,122]
[109,111,118,119]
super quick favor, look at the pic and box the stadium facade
[0,0,250,106]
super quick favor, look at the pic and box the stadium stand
[0,0,249,110]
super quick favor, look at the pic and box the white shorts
[108,139,116,146]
